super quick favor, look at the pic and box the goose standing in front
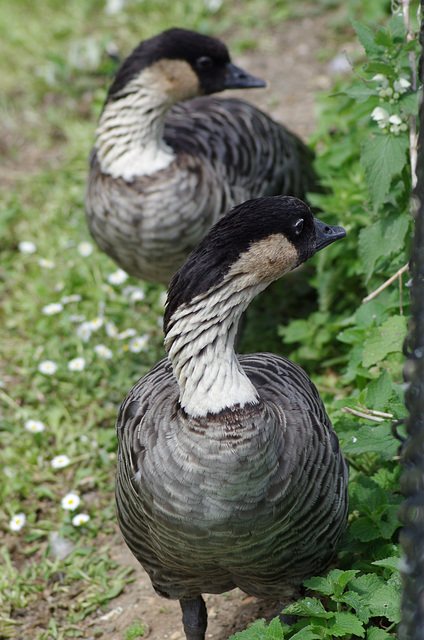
[115,195,349,640]
[86,28,320,285]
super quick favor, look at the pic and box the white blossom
[9,513,26,531]
[94,344,113,359]
[371,106,390,124]
[118,328,137,340]
[86,317,103,331]
[61,294,82,304]
[128,334,149,353]
[72,513,90,526]
[77,241,93,257]
[42,302,64,316]
[25,419,45,433]
[106,322,119,337]
[68,357,86,372]
[51,454,71,469]
[107,269,128,285]
[76,322,93,342]
[39,258,55,269]
[18,241,37,254]
[394,76,411,94]
[38,360,58,375]
[61,493,81,511]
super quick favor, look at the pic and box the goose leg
[180,596,208,640]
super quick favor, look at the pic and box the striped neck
[164,279,266,418]
[95,78,175,181]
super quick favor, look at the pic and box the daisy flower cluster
[24,240,160,378]
[10,419,92,532]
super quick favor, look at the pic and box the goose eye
[196,56,213,69]
[294,219,304,235]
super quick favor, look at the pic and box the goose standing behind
[115,195,349,640]
[86,28,320,285]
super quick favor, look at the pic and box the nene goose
[115,195,349,640]
[86,28,319,284]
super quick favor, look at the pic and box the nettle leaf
[352,21,384,57]
[283,598,328,619]
[303,575,334,595]
[360,133,409,206]
[373,556,401,572]
[364,61,394,76]
[289,627,322,640]
[399,90,419,115]
[343,83,379,103]
[365,369,394,409]
[341,422,398,460]
[374,27,393,48]
[367,628,392,640]
[328,612,365,637]
[328,569,360,595]
[368,578,401,622]
[362,315,407,367]
[229,619,281,640]
[266,617,284,639]
[339,591,371,624]
[358,213,409,281]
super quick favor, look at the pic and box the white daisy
[76,322,93,342]
[94,344,113,359]
[18,241,37,254]
[42,302,64,316]
[130,289,146,302]
[39,258,55,269]
[51,454,71,469]
[25,419,45,433]
[68,357,86,372]
[78,241,93,257]
[61,493,81,511]
[38,361,58,375]
[105,322,118,337]
[86,317,103,331]
[61,294,82,304]
[128,335,149,353]
[118,328,137,340]
[107,269,128,285]
[9,513,26,531]
[72,513,90,526]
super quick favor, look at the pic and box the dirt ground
[76,13,349,640]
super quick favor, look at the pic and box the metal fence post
[398,8,424,638]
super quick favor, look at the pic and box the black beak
[314,218,346,252]
[223,62,266,90]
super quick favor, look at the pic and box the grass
[0,0,406,638]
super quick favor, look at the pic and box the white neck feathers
[95,75,175,181]
[165,280,267,418]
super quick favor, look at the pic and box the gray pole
[398,7,424,638]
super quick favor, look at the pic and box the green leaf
[303,575,334,595]
[362,315,407,367]
[358,214,410,281]
[365,369,393,409]
[342,84,379,103]
[360,133,409,206]
[399,90,419,115]
[283,598,329,619]
[364,61,394,76]
[328,612,365,637]
[290,627,322,640]
[372,556,401,572]
[341,422,398,460]
[368,579,401,622]
[367,628,392,640]
[352,21,383,57]
[374,27,393,48]
[328,569,360,596]
[338,591,371,624]
[267,617,284,639]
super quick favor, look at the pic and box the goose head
[164,195,346,334]
[105,28,265,105]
